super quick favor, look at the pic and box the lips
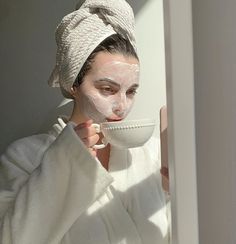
[106,118,123,122]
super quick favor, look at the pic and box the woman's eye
[126,89,137,97]
[99,86,116,95]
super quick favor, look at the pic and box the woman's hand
[160,166,169,193]
[160,106,170,194]
[74,120,99,157]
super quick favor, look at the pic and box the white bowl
[96,119,156,148]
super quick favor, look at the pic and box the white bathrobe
[0,119,169,244]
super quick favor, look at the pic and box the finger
[160,166,169,179]
[74,119,93,130]
[84,119,93,127]
[162,177,170,193]
[74,120,97,139]
[88,148,97,157]
[75,126,97,139]
[82,134,100,148]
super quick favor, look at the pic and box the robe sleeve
[0,123,113,244]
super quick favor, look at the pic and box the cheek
[119,93,135,105]
[111,94,136,117]
[80,85,136,119]
[86,91,114,115]
[123,97,135,114]
[129,99,135,110]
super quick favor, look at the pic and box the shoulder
[1,133,56,174]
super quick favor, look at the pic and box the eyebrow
[129,84,139,89]
[94,78,120,87]
[94,78,139,89]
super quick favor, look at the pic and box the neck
[97,144,111,171]
[69,102,88,125]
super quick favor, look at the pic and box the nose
[112,94,127,117]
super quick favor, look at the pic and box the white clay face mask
[78,61,140,123]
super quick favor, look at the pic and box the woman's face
[73,52,140,123]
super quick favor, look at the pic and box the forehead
[87,52,140,85]
[90,52,139,72]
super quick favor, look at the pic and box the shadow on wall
[75,0,149,15]
[127,0,149,15]
[0,0,150,154]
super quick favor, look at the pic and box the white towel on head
[48,0,136,98]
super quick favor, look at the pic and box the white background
[164,0,236,243]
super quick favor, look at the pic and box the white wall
[0,0,166,154]
[164,0,236,243]
[163,1,199,243]
[192,1,236,243]
[127,0,166,128]
[0,0,77,154]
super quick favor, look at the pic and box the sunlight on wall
[127,0,166,136]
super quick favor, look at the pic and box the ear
[70,86,78,98]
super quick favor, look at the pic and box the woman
[0,0,169,243]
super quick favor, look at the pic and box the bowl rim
[101,119,156,131]
[102,118,156,125]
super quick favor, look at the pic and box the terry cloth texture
[0,118,170,244]
[48,0,137,98]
